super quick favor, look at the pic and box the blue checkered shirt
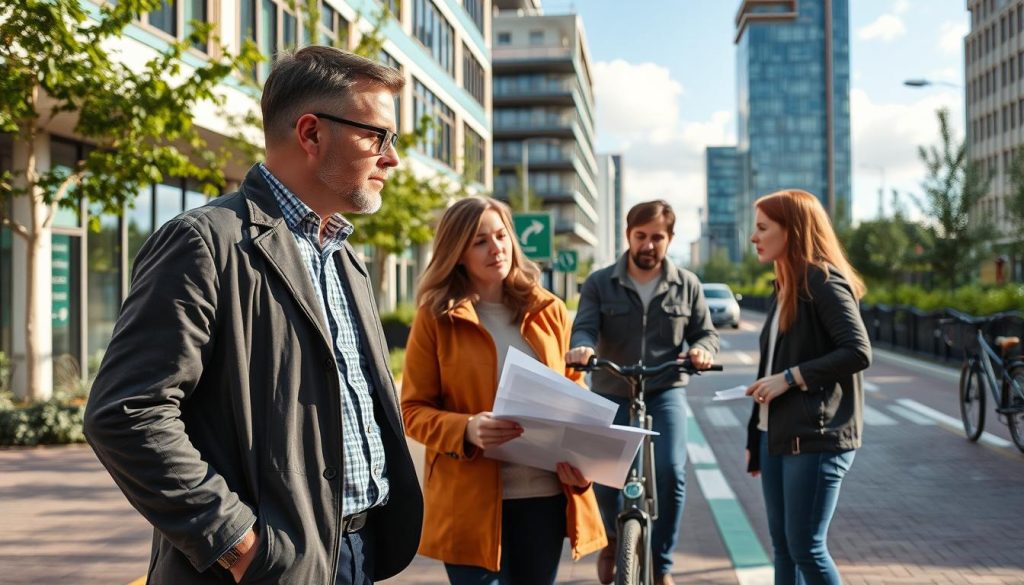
[259,164,388,515]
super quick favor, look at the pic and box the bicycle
[954,319,1024,453]
[570,356,722,585]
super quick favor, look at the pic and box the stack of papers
[486,348,656,489]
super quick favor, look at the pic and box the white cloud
[850,87,963,222]
[893,0,911,16]
[592,60,734,262]
[938,20,968,55]
[857,14,906,42]
[592,60,684,146]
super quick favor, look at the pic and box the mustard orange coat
[401,288,608,571]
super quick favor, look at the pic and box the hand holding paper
[713,384,752,401]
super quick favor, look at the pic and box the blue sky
[542,0,968,261]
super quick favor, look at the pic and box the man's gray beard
[346,187,382,214]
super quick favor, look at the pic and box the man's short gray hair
[261,46,404,143]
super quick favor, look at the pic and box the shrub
[0,392,86,447]
[380,303,417,327]
[389,347,406,381]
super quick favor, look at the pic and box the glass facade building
[706,147,742,262]
[735,0,851,245]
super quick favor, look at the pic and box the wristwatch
[217,534,250,570]
[783,368,799,389]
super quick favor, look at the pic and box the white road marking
[739,321,759,332]
[896,398,1013,448]
[687,441,717,465]
[720,338,733,349]
[868,375,914,384]
[886,403,936,425]
[705,405,742,428]
[736,567,775,585]
[736,352,755,365]
[695,468,737,500]
[863,381,880,393]
[863,405,898,426]
[873,348,960,382]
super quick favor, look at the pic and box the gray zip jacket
[84,166,423,584]
[570,253,720,397]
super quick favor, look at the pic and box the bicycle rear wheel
[1007,367,1024,453]
[959,361,986,441]
[615,518,642,585]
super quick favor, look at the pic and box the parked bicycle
[949,318,1024,452]
[570,356,722,585]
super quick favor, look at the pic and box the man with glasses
[85,46,422,585]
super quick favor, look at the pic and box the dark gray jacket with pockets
[570,252,720,398]
[84,165,423,584]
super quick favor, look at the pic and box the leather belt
[341,511,368,533]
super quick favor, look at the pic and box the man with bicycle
[566,199,719,585]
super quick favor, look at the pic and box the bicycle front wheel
[615,518,643,585]
[959,361,986,441]
[1007,366,1024,453]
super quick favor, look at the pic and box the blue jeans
[759,433,856,585]
[444,494,567,585]
[594,389,688,575]
[336,526,374,585]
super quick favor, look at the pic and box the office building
[735,0,852,244]
[595,153,624,267]
[705,146,743,262]
[0,0,491,397]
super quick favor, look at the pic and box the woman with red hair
[744,189,871,585]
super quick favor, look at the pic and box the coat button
[323,358,334,370]
[323,467,337,480]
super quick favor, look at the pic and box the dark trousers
[336,524,374,585]
[594,389,688,575]
[759,432,856,585]
[444,494,567,585]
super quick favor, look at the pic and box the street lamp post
[903,78,961,88]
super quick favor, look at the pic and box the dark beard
[631,251,658,270]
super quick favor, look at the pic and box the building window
[380,50,403,130]
[463,0,484,35]
[149,0,178,37]
[146,0,211,52]
[464,124,485,183]
[497,32,511,45]
[462,44,485,106]
[413,0,455,77]
[316,3,349,47]
[529,30,544,44]
[413,79,454,166]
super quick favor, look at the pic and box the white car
[702,283,742,329]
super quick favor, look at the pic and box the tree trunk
[24,225,39,401]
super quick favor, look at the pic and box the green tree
[915,108,993,289]
[0,0,258,400]
[843,205,933,287]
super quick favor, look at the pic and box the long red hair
[755,189,865,331]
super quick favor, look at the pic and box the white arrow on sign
[519,220,543,245]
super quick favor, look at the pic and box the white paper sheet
[486,348,656,489]
[713,384,752,401]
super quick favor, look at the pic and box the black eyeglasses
[313,112,398,155]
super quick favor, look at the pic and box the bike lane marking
[684,396,773,585]
[896,398,1013,448]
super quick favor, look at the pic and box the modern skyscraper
[735,0,851,242]
[491,3,600,255]
[705,146,742,262]
[965,0,1024,280]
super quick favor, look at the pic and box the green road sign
[513,212,553,261]
[554,250,578,273]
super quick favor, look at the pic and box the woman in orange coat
[401,196,606,584]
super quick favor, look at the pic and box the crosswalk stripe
[720,338,733,349]
[895,398,1013,448]
[886,403,936,425]
[736,352,754,365]
[862,405,898,426]
[705,405,742,428]
[863,381,880,393]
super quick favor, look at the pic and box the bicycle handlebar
[569,356,723,378]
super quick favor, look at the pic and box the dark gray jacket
[746,265,872,471]
[570,253,720,397]
[84,166,422,584]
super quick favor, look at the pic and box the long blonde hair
[416,196,542,319]
[755,189,865,332]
